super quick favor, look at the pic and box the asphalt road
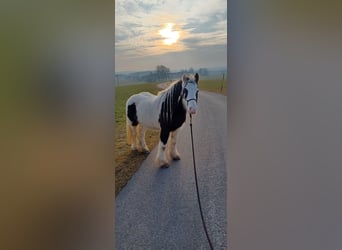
[115,91,227,249]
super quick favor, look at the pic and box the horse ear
[182,74,187,82]
[195,73,199,84]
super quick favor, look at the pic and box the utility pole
[221,73,225,92]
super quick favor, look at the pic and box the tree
[156,65,170,81]
[199,68,208,76]
[180,69,187,74]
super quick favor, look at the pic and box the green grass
[199,78,227,95]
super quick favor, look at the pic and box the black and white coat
[126,73,199,168]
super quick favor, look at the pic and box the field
[115,77,227,196]
[199,77,227,95]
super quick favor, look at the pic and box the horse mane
[157,73,196,96]
[157,80,182,96]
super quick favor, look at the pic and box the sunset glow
[159,23,180,45]
[115,0,227,71]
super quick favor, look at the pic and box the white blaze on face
[188,99,197,114]
[184,82,198,114]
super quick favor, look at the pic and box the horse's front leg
[156,128,170,168]
[169,129,180,161]
[131,125,138,151]
[139,125,150,154]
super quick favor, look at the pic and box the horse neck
[160,81,184,109]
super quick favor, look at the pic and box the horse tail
[126,117,133,144]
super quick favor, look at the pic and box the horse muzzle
[187,100,197,114]
[188,107,197,114]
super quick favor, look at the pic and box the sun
[159,23,180,45]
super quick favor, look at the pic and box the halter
[186,97,197,103]
[182,80,199,103]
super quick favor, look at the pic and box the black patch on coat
[127,103,139,126]
[158,81,187,144]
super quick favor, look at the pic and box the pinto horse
[126,73,199,168]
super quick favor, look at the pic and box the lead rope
[189,114,214,250]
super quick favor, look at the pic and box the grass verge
[115,83,160,196]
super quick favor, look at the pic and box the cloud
[183,10,227,34]
[115,0,227,70]
[115,22,145,43]
[182,37,202,46]
[115,44,226,72]
[116,0,162,15]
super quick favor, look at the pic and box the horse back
[126,92,157,106]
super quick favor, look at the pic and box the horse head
[182,73,199,115]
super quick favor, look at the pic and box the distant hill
[115,66,227,85]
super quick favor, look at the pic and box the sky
[115,0,227,72]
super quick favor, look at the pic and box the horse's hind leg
[139,126,150,154]
[169,129,180,161]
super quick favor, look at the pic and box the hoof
[142,149,150,154]
[160,163,170,169]
[172,155,181,161]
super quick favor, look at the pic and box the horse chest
[158,99,186,131]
